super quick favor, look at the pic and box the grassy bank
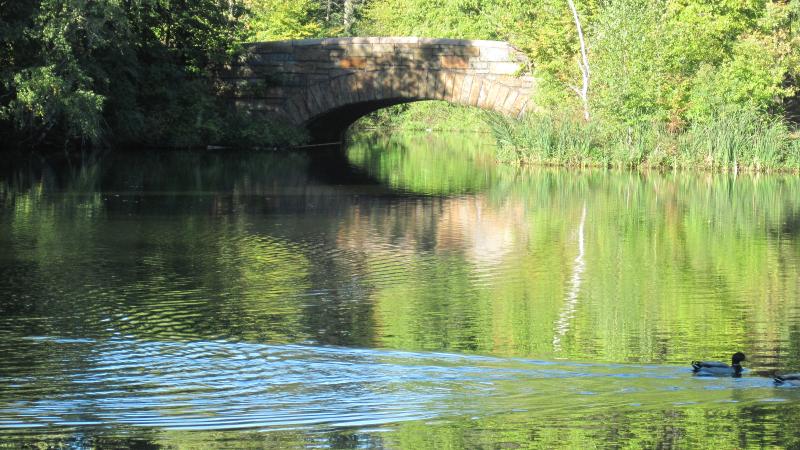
[489,111,800,172]
[353,101,493,133]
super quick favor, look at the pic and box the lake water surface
[1,133,799,448]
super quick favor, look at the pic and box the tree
[567,0,590,121]
[0,0,262,152]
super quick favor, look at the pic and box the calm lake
[1,132,799,448]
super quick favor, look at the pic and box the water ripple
[1,337,796,433]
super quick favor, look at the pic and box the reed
[678,110,791,170]
[490,110,799,172]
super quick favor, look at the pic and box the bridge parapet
[220,37,537,141]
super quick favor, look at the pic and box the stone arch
[223,37,537,142]
[284,70,532,141]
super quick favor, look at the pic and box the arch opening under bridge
[222,37,537,142]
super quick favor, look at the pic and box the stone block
[345,75,363,103]
[318,84,336,111]
[323,86,339,111]
[414,70,426,99]
[459,75,474,104]
[394,72,409,97]
[308,74,330,84]
[336,75,351,104]
[392,47,428,66]
[245,52,294,65]
[322,37,382,46]
[442,72,455,100]
[516,98,530,118]
[478,81,495,108]
[510,94,528,118]
[376,72,388,100]
[294,95,312,120]
[284,98,303,123]
[406,71,426,98]
[423,70,437,99]
[469,61,489,70]
[468,77,483,106]
[352,74,368,102]
[292,38,325,47]
[490,85,509,110]
[373,54,415,68]
[293,49,332,61]
[361,74,377,101]
[439,55,469,70]
[278,73,307,87]
[393,69,407,98]
[480,46,511,62]
[436,45,481,57]
[345,44,394,57]
[379,36,421,45]
[394,47,427,59]
[418,38,479,46]
[339,57,368,69]
[247,41,293,52]
[366,71,381,98]
[327,76,343,106]
[450,74,465,102]
[288,62,318,73]
[501,89,519,113]
[306,85,325,113]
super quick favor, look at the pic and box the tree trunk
[567,0,590,121]
[326,0,331,24]
[344,0,355,34]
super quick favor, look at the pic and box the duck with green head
[691,352,746,377]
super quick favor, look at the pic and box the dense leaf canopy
[0,0,798,154]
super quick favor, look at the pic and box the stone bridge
[221,37,537,142]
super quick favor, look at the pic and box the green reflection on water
[1,134,800,447]
[347,133,800,371]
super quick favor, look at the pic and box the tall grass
[490,110,800,172]
[489,113,602,166]
[679,110,791,170]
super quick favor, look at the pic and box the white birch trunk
[567,0,591,121]
[344,0,355,34]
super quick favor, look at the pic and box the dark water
[1,133,799,448]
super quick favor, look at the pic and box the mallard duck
[774,373,800,386]
[691,352,746,377]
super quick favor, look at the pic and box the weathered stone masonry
[220,37,537,141]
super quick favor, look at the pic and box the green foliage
[688,37,795,122]
[353,101,492,133]
[0,0,306,152]
[491,109,798,171]
[244,0,323,40]
[243,0,371,40]
[2,0,798,156]
[3,65,105,144]
[359,0,500,38]
[0,0,122,147]
[590,0,670,125]
[355,0,798,155]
